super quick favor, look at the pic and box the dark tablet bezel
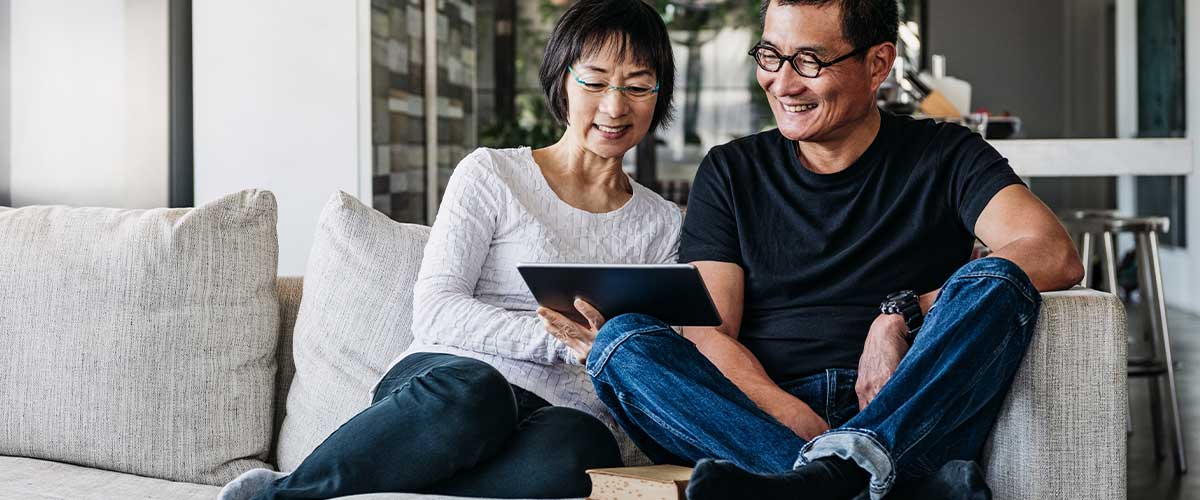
[517,263,722,327]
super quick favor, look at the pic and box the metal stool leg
[1135,234,1164,461]
[1079,232,1093,288]
[1101,231,1137,436]
[1101,231,1119,295]
[1137,230,1188,473]
[1140,258,1166,460]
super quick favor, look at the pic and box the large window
[371,0,478,224]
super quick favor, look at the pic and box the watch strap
[880,290,924,338]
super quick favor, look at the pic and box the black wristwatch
[880,290,924,340]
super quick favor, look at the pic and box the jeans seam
[892,324,1018,462]
[587,324,675,377]
[825,369,835,425]
[615,391,708,455]
[953,272,1040,305]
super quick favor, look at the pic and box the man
[539,0,1083,499]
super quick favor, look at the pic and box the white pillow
[0,190,280,485]
[275,191,430,471]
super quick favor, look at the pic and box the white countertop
[992,138,1193,176]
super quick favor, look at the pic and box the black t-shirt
[680,110,1023,382]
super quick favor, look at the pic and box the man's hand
[539,299,606,364]
[855,313,910,410]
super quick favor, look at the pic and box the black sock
[686,456,869,500]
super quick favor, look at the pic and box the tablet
[517,263,722,327]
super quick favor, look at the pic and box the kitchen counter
[992,138,1193,176]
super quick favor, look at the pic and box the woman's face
[562,46,659,160]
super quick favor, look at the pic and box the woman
[218,1,678,499]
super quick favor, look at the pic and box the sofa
[0,190,1127,499]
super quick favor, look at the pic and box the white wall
[0,0,10,207]
[9,0,167,208]
[193,0,369,275]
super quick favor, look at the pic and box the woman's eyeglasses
[567,66,660,101]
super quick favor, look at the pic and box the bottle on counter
[921,55,972,118]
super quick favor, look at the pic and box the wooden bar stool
[1061,212,1186,473]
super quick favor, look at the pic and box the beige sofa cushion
[0,456,221,500]
[0,455,569,500]
[0,190,280,485]
[275,192,430,471]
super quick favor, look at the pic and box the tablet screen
[518,264,722,327]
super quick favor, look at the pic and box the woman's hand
[539,298,606,365]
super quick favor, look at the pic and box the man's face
[757,1,879,143]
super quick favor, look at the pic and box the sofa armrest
[277,276,304,331]
[270,276,304,465]
[982,288,1127,500]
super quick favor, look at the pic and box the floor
[1126,302,1200,499]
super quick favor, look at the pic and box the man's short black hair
[759,0,899,51]
[539,0,675,132]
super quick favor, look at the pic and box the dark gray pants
[255,353,623,499]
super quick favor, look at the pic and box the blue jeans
[587,257,1040,500]
[255,353,622,499]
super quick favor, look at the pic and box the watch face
[881,291,921,333]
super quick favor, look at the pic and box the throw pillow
[274,191,430,471]
[0,190,280,485]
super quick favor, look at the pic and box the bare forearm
[686,329,782,402]
[971,186,1085,293]
[682,327,828,438]
[986,237,1083,292]
[917,238,1078,315]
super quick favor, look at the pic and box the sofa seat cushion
[332,495,581,500]
[275,192,431,471]
[0,190,281,485]
[0,455,576,500]
[0,456,221,500]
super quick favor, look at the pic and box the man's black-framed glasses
[748,43,872,78]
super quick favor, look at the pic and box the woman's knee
[529,407,623,469]
[392,356,518,434]
[517,407,623,497]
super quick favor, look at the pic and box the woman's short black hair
[539,0,675,132]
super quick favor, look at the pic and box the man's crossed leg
[587,258,1041,500]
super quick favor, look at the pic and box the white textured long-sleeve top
[390,146,682,465]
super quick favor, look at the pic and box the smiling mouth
[595,124,630,133]
[781,103,818,113]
